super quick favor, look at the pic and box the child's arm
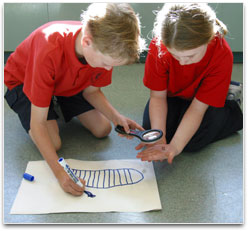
[137,98,208,163]
[135,90,167,151]
[170,98,209,153]
[30,104,85,196]
[83,86,144,133]
[149,90,167,143]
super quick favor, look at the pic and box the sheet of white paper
[10,159,162,214]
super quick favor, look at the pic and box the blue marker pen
[58,157,95,197]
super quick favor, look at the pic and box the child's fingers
[68,185,84,196]
[136,145,169,161]
[69,180,85,196]
[130,121,144,131]
[118,133,133,140]
[80,179,86,188]
[135,142,145,150]
[122,123,130,134]
[137,151,161,161]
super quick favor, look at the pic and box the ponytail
[215,18,228,36]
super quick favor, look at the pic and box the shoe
[227,81,242,105]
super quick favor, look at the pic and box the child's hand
[135,142,155,151]
[135,136,166,151]
[115,114,144,135]
[57,170,86,196]
[136,143,180,164]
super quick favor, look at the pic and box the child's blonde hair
[81,3,146,64]
[153,3,228,51]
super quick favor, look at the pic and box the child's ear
[82,35,93,48]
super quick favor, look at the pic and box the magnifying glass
[115,125,163,143]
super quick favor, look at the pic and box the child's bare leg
[29,120,61,151]
[77,109,112,138]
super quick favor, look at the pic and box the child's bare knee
[54,137,62,151]
[93,122,112,138]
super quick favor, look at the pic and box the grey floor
[4,63,243,224]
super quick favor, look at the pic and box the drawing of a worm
[71,168,144,189]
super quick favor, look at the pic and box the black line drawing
[71,168,144,189]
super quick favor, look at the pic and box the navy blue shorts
[4,84,94,133]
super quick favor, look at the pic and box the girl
[136,3,243,163]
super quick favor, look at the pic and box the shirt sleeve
[143,40,169,91]
[195,49,233,107]
[23,53,55,107]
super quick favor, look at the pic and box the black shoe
[227,81,242,105]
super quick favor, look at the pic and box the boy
[4,3,146,196]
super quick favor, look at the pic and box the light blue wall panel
[4,3,49,51]
[47,3,90,21]
[4,3,243,52]
[209,3,243,52]
[130,3,163,42]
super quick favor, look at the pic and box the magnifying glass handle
[115,125,128,135]
[115,125,140,136]
[115,125,146,143]
[115,125,139,135]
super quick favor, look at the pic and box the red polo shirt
[143,36,233,107]
[4,21,112,107]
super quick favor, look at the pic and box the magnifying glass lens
[115,125,163,143]
[142,131,161,141]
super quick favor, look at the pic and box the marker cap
[23,173,34,181]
